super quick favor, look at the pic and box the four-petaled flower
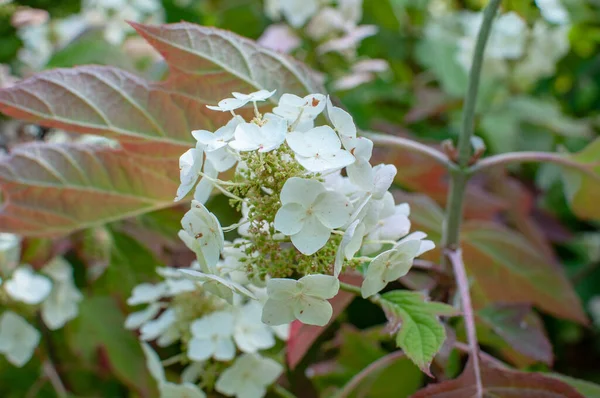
[361,232,435,298]
[273,93,326,129]
[188,311,236,361]
[229,115,287,153]
[274,177,352,255]
[215,354,283,398]
[262,274,340,326]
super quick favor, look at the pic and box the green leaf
[309,327,423,398]
[412,361,585,397]
[379,290,456,374]
[548,374,600,397]
[462,222,587,324]
[65,296,159,396]
[94,229,162,302]
[0,143,178,235]
[562,138,600,221]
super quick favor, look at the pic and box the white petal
[140,309,176,341]
[313,191,352,229]
[347,158,374,191]
[205,146,237,172]
[187,337,214,361]
[274,203,305,235]
[287,126,341,157]
[4,267,52,305]
[294,296,333,326]
[0,311,40,367]
[213,337,236,361]
[372,164,397,199]
[280,177,326,207]
[140,342,165,383]
[266,278,298,300]
[261,298,295,326]
[291,215,331,255]
[361,274,387,299]
[160,382,206,398]
[125,303,162,330]
[127,283,167,306]
[206,97,249,112]
[326,96,357,140]
[299,274,339,299]
[193,161,217,204]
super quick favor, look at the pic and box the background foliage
[0,0,599,397]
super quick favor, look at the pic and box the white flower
[216,354,283,398]
[0,233,21,274]
[334,220,366,277]
[41,258,83,330]
[258,24,301,53]
[262,274,340,326]
[141,342,206,398]
[179,269,257,303]
[178,201,224,269]
[233,301,276,353]
[0,311,40,367]
[362,200,411,255]
[274,177,352,255]
[193,116,243,172]
[140,308,176,341]
[326,96,357,148]
[361,232,434,298]
[207,90,275,112]
[188,311,236,361]
[125,303,162,330]
[194,160,218,203]
[535,0,569,24]
[127,282,167,306]
[369,164,397,199]
[286,126,355,172]
[306,7,347,40]
[279,0,319,28]
[4,266,52,304]
[229,115,287,153]
[273,93,326,126]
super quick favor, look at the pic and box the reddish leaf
[0,142,178,235]
[411,361,584,397]
[462,222,587,324]
[286,272,363,370]
[478,304,553,366]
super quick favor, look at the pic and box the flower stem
[339,281,382,306]
[468,151,599,176]
[439,1,501,397]
[335,350,406,398]
[272,384,297,398]
[362,131,454,169]
[446,249,483,397]
[42,360,68,398]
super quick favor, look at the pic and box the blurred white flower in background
[215,354,283,398]
[4,266,52,305]
[0,311,40,367]
[41,258,84,330]
[535,0,569,25]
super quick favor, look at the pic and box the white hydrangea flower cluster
[125,263,287,398]
[127,89,432,397]
[260,0,388,91]
[15,0,164,70]
[0,237,83,368]
[439,4,571,86]
[174,89,433,321]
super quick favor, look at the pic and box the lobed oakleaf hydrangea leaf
[379,290,457,375]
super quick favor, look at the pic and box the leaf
[0,142,178,235]
[93,229,162,302]
[130,22,324,101]
[309,327,423,398]
[562,138,600,221]
[462,222,588,324]
[411,361,585,398]
[477,304,553,366]
[65,296,158,397]
[286,272,362,370]
[379,290,457,375]
[548,374,600,397]
[0,23,323,148]
[0,22,324,235]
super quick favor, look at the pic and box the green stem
[272,384,297,398]
[441,0,501,252]
[339,281,382,306]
